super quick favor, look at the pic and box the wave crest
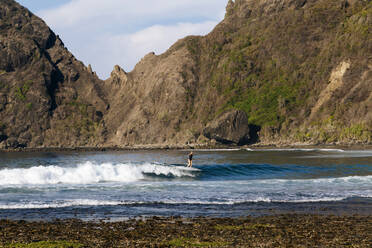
[0,162,196,186]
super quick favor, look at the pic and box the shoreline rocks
[0,214,371,247]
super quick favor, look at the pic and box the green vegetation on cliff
[0,0,371,148]
[14,81,32,101]
[186,0,371,144]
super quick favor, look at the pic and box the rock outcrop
[0,0,107,148]
[102,0,371,146]
[203,109,251,145]
[102,46,200,146]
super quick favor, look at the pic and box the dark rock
[203,109,252,145]
[0,0,108,148]
[0,134,7,142]
[4,137,19,148]
[294,0,307,9]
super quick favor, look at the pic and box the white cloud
[39,0,226,28]
[90,21,217,79]
[36,0,227,78]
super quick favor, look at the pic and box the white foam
[0,197,351,210]
[161,197,273,204]
[177,166,200,172]
[216,175,372,186]
[320,149,345,152]
[183,149,242,152]
[248,148,345,152]
[0,162,195,186]
[310,175,372,183]
[0,199,127,209]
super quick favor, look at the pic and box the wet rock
[1,215,372,247]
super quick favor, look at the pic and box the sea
[0,148,371,221]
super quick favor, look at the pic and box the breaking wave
[0,162,198,186]
[1,195,370,210]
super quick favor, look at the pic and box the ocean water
[0,148,371,220]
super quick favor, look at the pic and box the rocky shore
[1,143,371,153]
[0,215,371,247]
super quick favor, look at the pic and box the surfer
[187,152,193,167]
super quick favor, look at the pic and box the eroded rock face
[102,46,199,146]
[100,0,372,147]
[203,110,251,145]
[0,0,107,148]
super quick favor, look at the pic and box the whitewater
[0,148,371,220]
[0,162,197,185]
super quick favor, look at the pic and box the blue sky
[16,0,227,79]
[17,0,70,12]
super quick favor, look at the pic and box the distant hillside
[103,0,371,146]
[0,0,371,149]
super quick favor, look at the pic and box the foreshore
[1,144,371,247]
[1,214,371,247]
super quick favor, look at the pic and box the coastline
[1,143,372,153]
[1,144,371,247]
[1,143,371,247]
[1,214,371,247]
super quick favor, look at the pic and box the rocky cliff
[0,0,108,148]
[0,0,371,149]
[103,0,371,146]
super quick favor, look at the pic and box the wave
[2,196,370,210]
[252,175,372,184]
[198,163,296,179]
[184,148,347,152]
[142,197,359,204]
[1,161,371,186]
[0,199,126,209]
[0,162,197,186]
[184,148,242,152]
[195,163,371,180]
[247,148,345,152]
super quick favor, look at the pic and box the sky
[17,0,227,79]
